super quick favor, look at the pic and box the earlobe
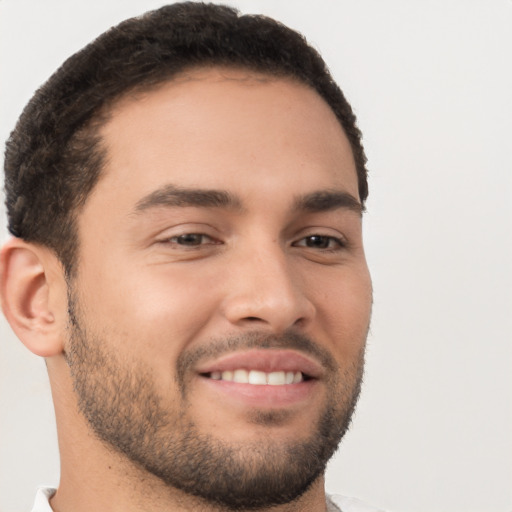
[0,238,67,357]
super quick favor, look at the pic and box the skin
[0,68,372,512]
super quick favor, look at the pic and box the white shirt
[328,493,386,512]
[31,487,386,511]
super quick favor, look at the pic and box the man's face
[66,68,372,509]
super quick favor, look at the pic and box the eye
[168,233,217,246]
[294,235,345,250]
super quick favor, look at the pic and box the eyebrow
[133,184,243,213]
[293,190,364,216]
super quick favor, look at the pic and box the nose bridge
[222,237,314,331]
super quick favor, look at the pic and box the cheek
[75,260,223,368]
[308,265,372,354]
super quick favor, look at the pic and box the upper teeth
[209,370,303,385]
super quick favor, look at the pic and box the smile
[206,369,305,385]
[195,350,322,408]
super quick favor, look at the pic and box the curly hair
[4,2,368,276]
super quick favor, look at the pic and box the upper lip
[195,349,324,379]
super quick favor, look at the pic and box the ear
[0,238,68,357]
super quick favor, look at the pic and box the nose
[220,243,316,333]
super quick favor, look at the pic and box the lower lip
[198,376,318,408]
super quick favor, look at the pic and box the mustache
[176,330,338,386]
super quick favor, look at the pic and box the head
[2,3,372,510]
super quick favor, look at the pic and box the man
[0,3,379,511]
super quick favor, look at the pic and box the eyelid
[153,221,219,238]
[150,221,225,249]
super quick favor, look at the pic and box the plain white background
[1,1,511,511]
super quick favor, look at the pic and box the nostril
[244,316,263,322]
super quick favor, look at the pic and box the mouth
[194,349,322,408]
[196,349,322,382]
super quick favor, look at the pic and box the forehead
[92,67,358,211]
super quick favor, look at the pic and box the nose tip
[227,296,314,333]
[224,294,315,333]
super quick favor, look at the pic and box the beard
[65,290,366,510]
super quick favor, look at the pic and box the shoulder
[328,493,387,512]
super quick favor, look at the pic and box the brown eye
[173,234,211,246]
[305,235,331,248]
[295,235,343,250]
